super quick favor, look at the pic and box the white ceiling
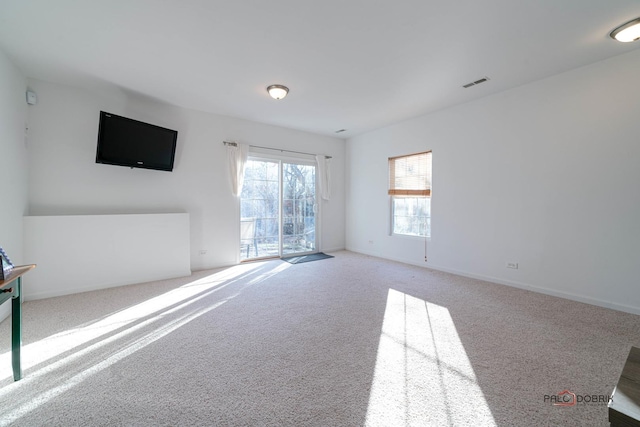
[1,1,639,138]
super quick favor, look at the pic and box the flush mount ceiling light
[610,17,640,42]
[267,84,289,100]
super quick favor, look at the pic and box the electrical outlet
[368,240,374,245]
[506,262,518,269]
[199,250,207,255]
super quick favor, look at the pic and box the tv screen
[96,111,178,172]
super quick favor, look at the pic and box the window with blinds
[388,151,432,196]
[388,151,432,237]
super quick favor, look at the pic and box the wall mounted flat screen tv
[96,111,178,172]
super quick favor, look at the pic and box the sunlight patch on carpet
[0,297,231,424]
[0,261,292,421]
[365,289,496,426]
[0,261,277,383]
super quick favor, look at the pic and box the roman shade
[388,151,432,196]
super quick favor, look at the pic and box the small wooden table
[609,346,640,426]
[0,264,35,381]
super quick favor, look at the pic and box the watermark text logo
[543,390,611,406]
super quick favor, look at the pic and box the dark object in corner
[609,346,640,426]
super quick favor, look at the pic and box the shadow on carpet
[281,252,334,264]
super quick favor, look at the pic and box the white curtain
[315,155,331,201]
[227,142,249,197]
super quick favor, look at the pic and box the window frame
[388,151,432,238]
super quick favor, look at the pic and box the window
[388,151,432,237]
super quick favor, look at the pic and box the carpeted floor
[0,251,638,426]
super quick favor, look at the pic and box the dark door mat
[281,252,334,264]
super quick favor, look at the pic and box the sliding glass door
[240,159,280,260]
[282,162,316,255]
[240,157,317,261]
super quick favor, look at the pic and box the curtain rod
[223,141,332,159]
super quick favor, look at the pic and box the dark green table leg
[11,277,22,381]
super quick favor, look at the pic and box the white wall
[24,214,191,299]
[26,79,345,271]
[0,50,28,320]
[346,49,640,314]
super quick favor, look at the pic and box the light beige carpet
[0,251,638,426]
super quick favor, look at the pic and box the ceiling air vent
[462,76,490,88]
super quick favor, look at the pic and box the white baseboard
[23,271,192,301]
[346,247,640,316]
